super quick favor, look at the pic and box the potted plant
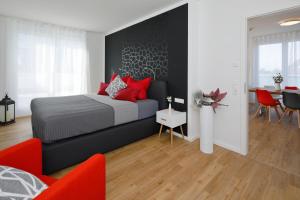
[273,73,283,90]
[193,88,227,154]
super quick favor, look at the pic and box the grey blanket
[85,94,138,125]
[31,95,138,143]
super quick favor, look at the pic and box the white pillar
[200,106,214,154]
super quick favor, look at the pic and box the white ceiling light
[279,17,300,26]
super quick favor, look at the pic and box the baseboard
[183,134,199,142]
[165,130,198,142]
[164,130,242,154]
[214,140,241,154]
[16,115,31,119]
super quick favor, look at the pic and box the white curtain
[0,16,90,116]
[250,31,300,88]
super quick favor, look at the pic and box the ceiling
[249,7,300,36]
[0,0,182,33]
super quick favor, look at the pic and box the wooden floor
[0,109,300,200]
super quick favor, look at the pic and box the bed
[31,80,168,174]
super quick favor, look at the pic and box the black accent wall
[105,4,188,132]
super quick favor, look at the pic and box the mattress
[31,95,158,143]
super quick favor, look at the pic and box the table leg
[279,108,288,122]
[180,126,184,138]
[279,102,284,112]
[275,106,281,120]
[159,124,163,138]
[289,111,293,121]
[298,110,300,129]
[170,128,173,145]
[298,110,300,128]
[268,106,271,122]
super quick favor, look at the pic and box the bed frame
[41,80,168,174]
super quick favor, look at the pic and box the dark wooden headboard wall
[105,4,188,133]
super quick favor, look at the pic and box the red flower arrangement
[194,88,228,113]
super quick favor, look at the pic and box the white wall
[187,0,201,141]
[87,31,105,93]
[0,17,6,98]
[193,0,300,154]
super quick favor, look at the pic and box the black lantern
[0,94,15,125]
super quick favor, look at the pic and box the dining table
[248,87,300,117]
[248,87,300,95]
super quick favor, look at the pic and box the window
[258,43,282,86]
[287,41,300,86]
[253,31,300,88]
[2,18,89,116]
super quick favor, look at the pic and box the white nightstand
[156,109,187,144]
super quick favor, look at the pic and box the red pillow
[121,75,131,84]
[127,77,152,100]
[97,82,109,95]
[114,88,139,102]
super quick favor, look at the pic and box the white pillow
[105,75,127,98]
[0,165,48,199]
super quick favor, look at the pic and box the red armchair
[0,139,105,200]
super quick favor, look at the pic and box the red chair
[254,89,282,122]
[0,139,105,200]
[285,86,299,90]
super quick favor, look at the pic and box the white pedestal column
[200,106,214,154]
